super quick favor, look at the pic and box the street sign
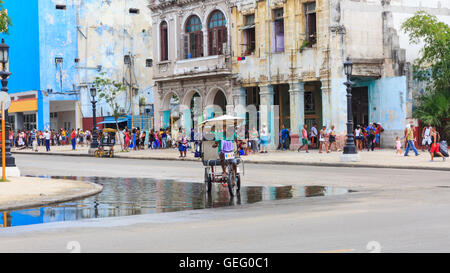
[0,92,10,111]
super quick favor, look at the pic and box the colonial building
[2,0,155,132]
[149,0,234,131]
[76,0,154,131]
[230,0,449,148]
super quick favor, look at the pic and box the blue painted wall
[1,0,40,93]
[371,76,407,131]
[38,0,78,100]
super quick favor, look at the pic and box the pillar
[289,81,304,150]
[232,87,246,119]
[321,79,332,129]
[259,84,277,149]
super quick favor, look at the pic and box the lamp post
[341,57,359,161]
[90,87,99,149]
[0,39,16,168]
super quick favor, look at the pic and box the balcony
[153,55,231,82]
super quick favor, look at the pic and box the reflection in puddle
[1,176,350,227]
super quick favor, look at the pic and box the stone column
[259,84,277,149]
[289,81,305,150]
[321,79,332,129]
[232,87,246,119]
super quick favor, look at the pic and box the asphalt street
[0,154,450,253]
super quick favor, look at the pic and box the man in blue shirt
[280,125,289,151]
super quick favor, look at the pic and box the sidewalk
[0,176,103,211]
[12,144,450,171]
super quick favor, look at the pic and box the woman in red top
[70,129,77,150]
[124,129,130,151]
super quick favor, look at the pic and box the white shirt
[311,127,318,137]
[260,128,268,137]
[44,132,51,140]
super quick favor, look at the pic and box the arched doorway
[190,92,202,127]
[161,92,180,130]
[213,90,227,117]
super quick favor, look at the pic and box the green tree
[402,11,450,140]
[0,0,12,34]
[93,72,127,150]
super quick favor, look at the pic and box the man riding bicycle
[212,125,238,178]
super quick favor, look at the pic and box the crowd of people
[274,122,384,154]
[9,120,447,163]
[10,128,92,152]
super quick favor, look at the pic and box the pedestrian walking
[44,130,51,152]
[429,127,445,162]
[404,124,419,157]
[319,126,328,153]
[178,134,188,158]
[124,129,131,151]
[280,124,289,151]
[71,129,77,150]
[395,136,402,155]
[298,124,309,153]
[154,130,161,149]
[421,124,432,152]
[311,123,318,149]
[259,124,268,153]
[249,127,259,153]
[32,129,38,152]
[355,125,363,151]
[367,124,376,151]
[327,125,338,152]
[148,129,155,149]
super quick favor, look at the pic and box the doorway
[274,84,290,129]
[351,87,369,127]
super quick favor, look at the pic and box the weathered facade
[2,0,155,131]
[2,0,80,131]
[230,0,416,148]
[77,0,154,130]
[149,0,234,131]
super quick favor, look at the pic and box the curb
[0,181,103,211]
[13,151,450,172]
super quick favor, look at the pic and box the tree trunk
[115,120,124,151]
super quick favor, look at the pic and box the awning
[240,24,255,30]
[98,117,128,124]
[9,98,38,113]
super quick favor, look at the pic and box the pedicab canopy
[199,115,244,127]
[199,115,245,141]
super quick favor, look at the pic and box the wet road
[1,154,450,252]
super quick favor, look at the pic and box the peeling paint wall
[77,0,153,120]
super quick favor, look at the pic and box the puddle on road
[0,176,350,227]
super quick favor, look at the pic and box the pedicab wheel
[204,168,212,193]
[94,150,99,158]
[98,150,104,158]
[236,174,241,192]
[109,150,114,158]
[227,173,236,197]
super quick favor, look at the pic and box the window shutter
[190,33,196,57]
[208,30,213,56]
[161,27,168,61]
[220,28,227,54]
[198,32,204,57]
[183,34,189,59]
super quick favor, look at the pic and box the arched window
[208,10,227,56]
[160,21,168,61]
[183,15,203,59]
